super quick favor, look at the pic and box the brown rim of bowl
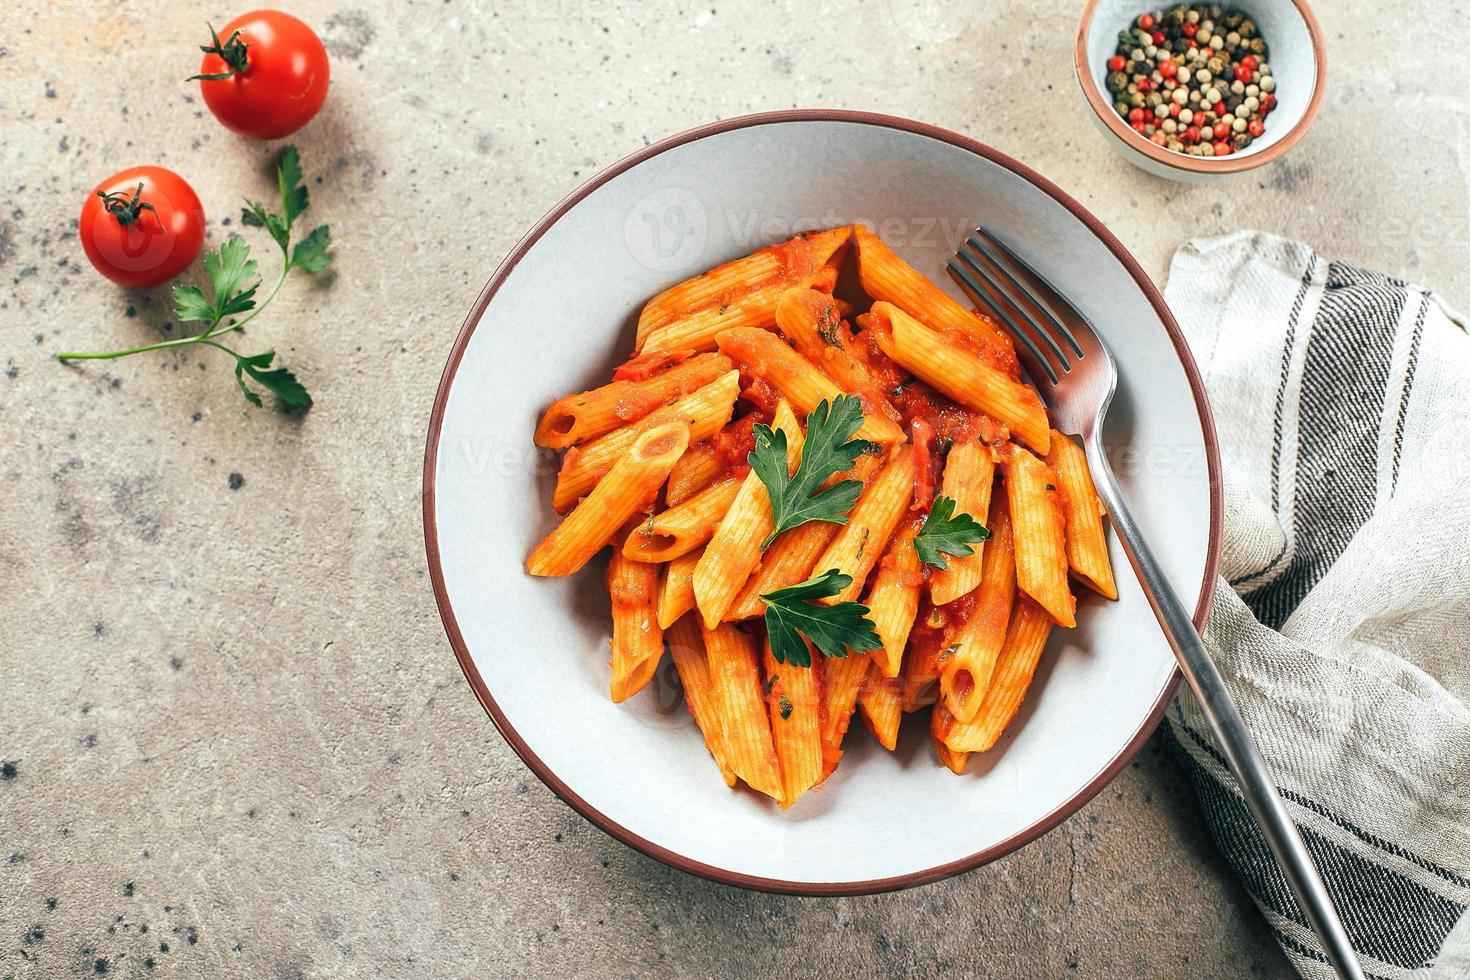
[1075,0,1327,174]
[423,108,1224,897]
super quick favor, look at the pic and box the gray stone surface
[2,1,1464,977]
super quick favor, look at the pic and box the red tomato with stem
[80,167,205,288]
[193,10,330,140]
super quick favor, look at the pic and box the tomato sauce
[712,407,770,480]
[770,231,824,284]
[738,374,784,417]
[612,348,692,382]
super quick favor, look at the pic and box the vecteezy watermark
[624,187,709,273]
[453,438,559,480]
[883,0,994,43]
[720,209,985,252]
[626,657,696,733]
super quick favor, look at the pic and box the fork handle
[1082,433,1365,980]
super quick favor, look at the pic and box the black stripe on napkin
[1269,922,1394,980]
[1228,257,1318,590]
[1175,720,1470,890]
[1389,292,1429,495]
[1164,723,1466,971]
[1244,263,1409,629]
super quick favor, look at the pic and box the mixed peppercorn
[1105,4,1277,158]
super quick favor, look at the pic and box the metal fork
[949,229,1364,980]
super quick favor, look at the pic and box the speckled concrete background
[2,1,1466,977]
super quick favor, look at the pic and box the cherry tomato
[79,167,205,288]
[194,10,329,140]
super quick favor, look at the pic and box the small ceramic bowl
[1076,0,1327,182]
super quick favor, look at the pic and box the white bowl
[1076,0,1327,182]
[424,110,1223,894]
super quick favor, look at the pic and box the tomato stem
[187,23,249,81]
[98,183,156,227]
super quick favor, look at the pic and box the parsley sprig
[58,146,332,410]
[749,395,870,551]
[762,568,882,667]
[913,495,990,570]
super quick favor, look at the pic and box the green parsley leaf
[276,145,308,226]
[231,349,312,410]
[171,284,215,323]
[778,695,793,720]
[172,236,259,327]
[761,568,882,668]
[242,146,311,257]
[749,395,868,551]
[291,225,333,273]
[913,495,991,570]
[243,199,290,253]
[208,235,257,301]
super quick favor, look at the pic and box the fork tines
[946,228,1085,385]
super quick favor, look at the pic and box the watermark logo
[624,187,708,273]
[885,0,972,43]
[626,658,696,732]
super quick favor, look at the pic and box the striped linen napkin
[1158,231,1470,979]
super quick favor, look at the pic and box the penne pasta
[607,545,664,702]
[1045,430,1118,601]
[871,302,1050,455]
[534,352,733,448]
[666,614,737,787]
[528,224,1116,801]
[811,447,916,604]
[554,370,740,512]
[774,287,899,425]
[938,492,1016,724]
[818,650,874,777]
[694,401,804,628]
[527,422,690,576]
[936,596,1054,753]
[858,670,903,750]
[621,477,740,562]
[929,442,996,606]
[930,704,970,774]
[853,224,1016,361]
[762,638,824,807]
[665,439,725,506]
[702,621,783,800]
[724,521,840,621]
[715,327,905,444]
[656,547,702,629]
[639,262,841,354]
[637,227,852,346]
[1006,445,1076,627]
[901,610,947,712]
[863,521,923,678]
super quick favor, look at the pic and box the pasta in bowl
[425,110,1220,893]
[524,225,1121,808]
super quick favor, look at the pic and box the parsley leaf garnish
[778,695,793,719]
[173,235,259,325]
[761,568,882,668]
[914,495,991,570]
[58,146,333,412]
[230,349,312,409]
[749,395,868,551]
